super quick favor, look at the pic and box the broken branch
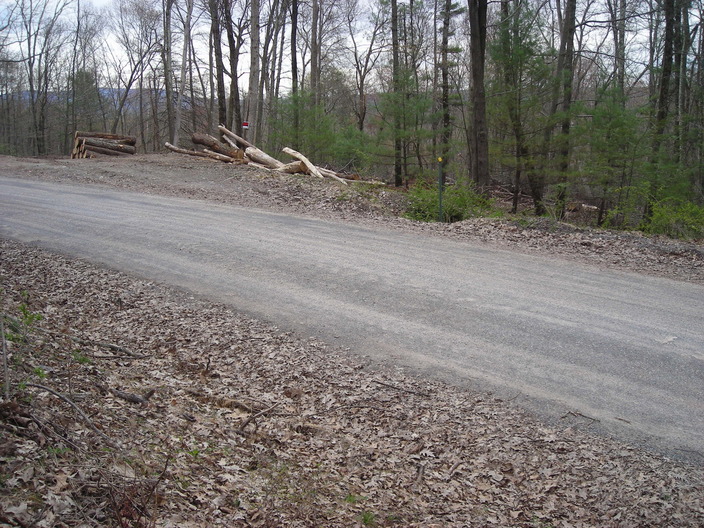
[218,125,255,150]
[25,383,116,446]
[237,402,281,434]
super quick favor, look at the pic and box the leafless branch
[25,383,117,446]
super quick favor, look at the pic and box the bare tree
[110,0,160,135]
[255,0,287,145]
[222,0,248,135]
[344,0,387,131]
[15,0,72,154]
[162,0,175,143]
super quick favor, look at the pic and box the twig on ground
[139,455,171,521]
[3,317,146,359]
[25,383,116,446]
[48,330,147,359]
[111,388,156,405]
[414,463,426,489]
[30,411,82,451]
[237,402,281,434]
[561,410,600,423]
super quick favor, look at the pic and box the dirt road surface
[1,162,703,460]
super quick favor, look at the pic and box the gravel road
[2,173,703,461]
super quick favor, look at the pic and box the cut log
[83,144,130,157]
[221,134,238,149]
[283,147,348,185]
[166,142,236,163]
[74,131,137,145]
[71,138,86,159]
[318,167,359,181]
[71,141,81,158]
[166,142,212,159]
[247,161,275,171]
[202,148,237,162]
[244,146,284,169]
[282,147,323,179]
[218,125,255,150]
[81,137,137,155]
[279,161,307,174]
[192,132,244,160]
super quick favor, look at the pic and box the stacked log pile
[166,126,368,185]
[71,131,137,159]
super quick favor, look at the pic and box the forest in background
[2,0,704,236]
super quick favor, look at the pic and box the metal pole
[437,157,444,222]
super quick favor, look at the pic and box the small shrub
[645,200,704,240]
[405,183,494,223]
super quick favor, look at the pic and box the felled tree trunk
[279,161,307,174]
[165,142,236,162]
[82,137,137,155]
[244,146,284,169]
[283,147,347,185]
[74,131,137,145]
[192,133,243,159]
[218,125,254,150]
[83,144,130,157]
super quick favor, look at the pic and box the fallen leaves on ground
[1,239,702,527]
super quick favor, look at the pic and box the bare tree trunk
[247,0,261,139]
[206,30,215,131]
[173,0,193,146]
[138,68,147,151]
[291,0,300,149]
[162,0,175,143]
[439,0,451,185]
[311,0,321,106]
[208,0,228,135]
[468,0,489,189]
[391,0,403,187]
[645,0,677,223]
[255,0,283,146]
[223,0,245,135]
[607,0,626,97]
[66,0,81,152]
[652,0,676,158]
[555,0,577,218]
[499,0,531,214]
[268,5,287,143]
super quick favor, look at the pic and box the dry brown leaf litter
[1,239,703,527]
